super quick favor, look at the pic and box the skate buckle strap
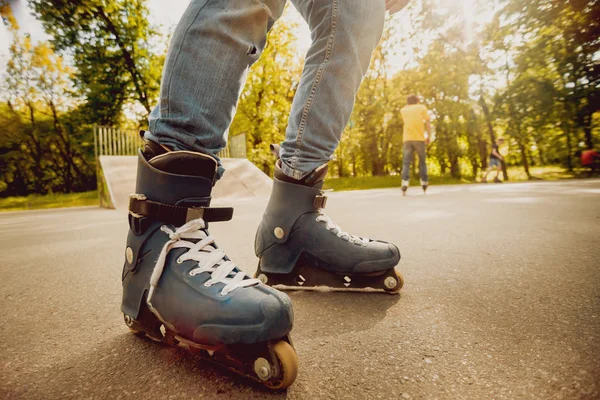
[129,194,233,225]
[313,194,327,210]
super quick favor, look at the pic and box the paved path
[1,180,599,399]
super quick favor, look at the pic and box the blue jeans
[146,0,385,180]
[401,141,428,182]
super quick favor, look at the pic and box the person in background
[482,138,505,183]
[400,94,431,195]
[580,148,600,173]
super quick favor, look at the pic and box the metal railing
[93,126,144,157]
[93,125,247,158]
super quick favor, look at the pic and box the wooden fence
[93,125,247,158]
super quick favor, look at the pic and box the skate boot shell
[255,162,403,294]
[121,148,297,389]
[420,179,429,193]
[401,180,409,196]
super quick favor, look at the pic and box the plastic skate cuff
[129,194,233,225]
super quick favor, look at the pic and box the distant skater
[400,95,431,195]
[482,138,505,183]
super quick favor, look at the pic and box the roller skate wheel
[384,276,398,289]
[124,314,134,326]
[384,270,404,294]
[257,273,269,285]
[123,314,143,336]
[254,357,272,381]
[265,340,299,390]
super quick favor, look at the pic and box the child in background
[482,138,505,183]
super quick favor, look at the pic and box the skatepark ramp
[98,156,272,209]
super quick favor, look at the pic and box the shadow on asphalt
[27,292,400,398]
[30,332,291,399]
[290,290,401,339]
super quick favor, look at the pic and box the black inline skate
[121,141,298,389]
[254,154,403,294]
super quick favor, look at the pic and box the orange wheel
[265,341,298,390]
[124,314,144,336]
[384,270,404,295]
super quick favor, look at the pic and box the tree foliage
[1,6,95,195]
[28,0,163,125]
[229,16,303,176]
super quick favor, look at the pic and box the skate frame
[256,261,403,294]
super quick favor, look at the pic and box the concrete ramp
[98,156,272,209]
[212,158,272,200]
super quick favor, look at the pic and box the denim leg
[401,141,414,181]
[147,0,286,179]
[279,0,386,179]
[415,141,429,182]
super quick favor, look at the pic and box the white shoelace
[316,213,369,246]
[147,219,259,303]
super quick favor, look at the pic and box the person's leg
[279,0,386,179]
[123,1,298,387]
[415,141,429,183]
[147,0,286,179]
[402,141,414,182]
[255,0,402,293]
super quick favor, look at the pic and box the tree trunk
[535,137,546,165]
[479,96,496,142]
[527,146,535,168]
[566,129,573,171]
[479,139,488,169]
[48,100,78,192]
[337,154,346,177]
[450,155,460,179]
[471,161,479,181]
[583,125,593,149]
[518,141,531,179]
[25,101,44,194]
[501,158,509,181]
[94,7,151,114]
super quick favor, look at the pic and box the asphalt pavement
[1,180,599,399]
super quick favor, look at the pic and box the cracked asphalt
[1,179,599,399]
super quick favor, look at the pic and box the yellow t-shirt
[401,104,430,142]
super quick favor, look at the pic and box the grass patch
[324,165,593,192]
[506,165,585,181]
[0,191,99,212]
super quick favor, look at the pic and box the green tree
[1,3,95,195]
[342,23,404,178]
[28,0,164,124]
[494,0,600,170]
[229,16,302,175]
